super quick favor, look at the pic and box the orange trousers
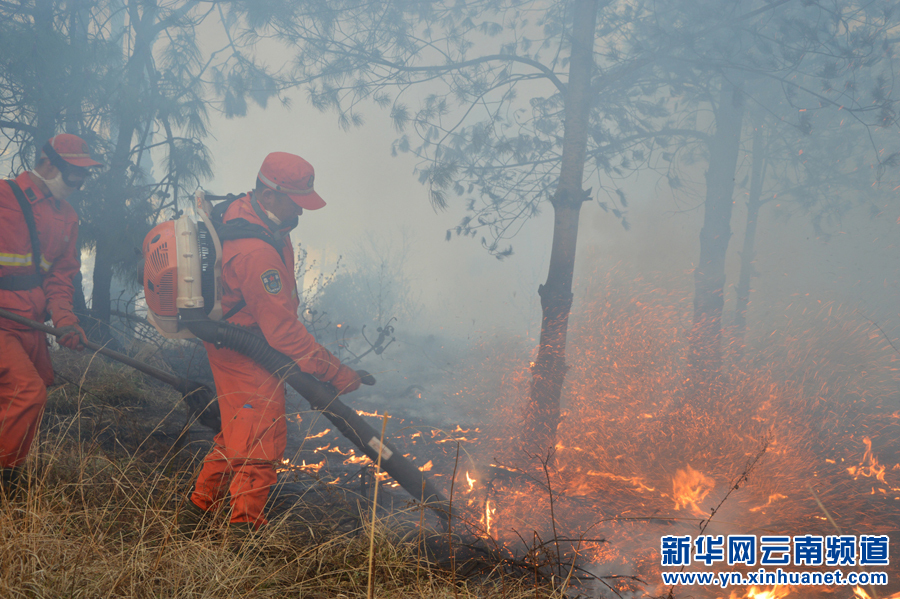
[191,345,287,528]
[0,328,53,469]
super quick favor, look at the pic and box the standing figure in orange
[0,134,102,492]
[181,152,362,534]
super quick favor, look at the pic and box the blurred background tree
[0,0,281,339]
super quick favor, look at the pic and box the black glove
[356,370,377,386]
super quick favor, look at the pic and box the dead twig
[536,449,563,579]
[366,412,389,599]
[857,310,900,356]
[449,442,460,599]
[666,436,770,599]
[698,436,769,534]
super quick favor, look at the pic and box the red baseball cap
[257,152,325,210]
[43,133,102,167]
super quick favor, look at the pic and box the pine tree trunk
[31,0,56,164]
[67,0,90,318]
[64,0,89,134]
[687,75,745,393]
[732,124,767,353]
[91,236,114,327]
[523,0,598,455]
[91,0,155,327]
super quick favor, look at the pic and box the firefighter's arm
[229,246,361,394]
[44,213,80,326]
[44,213,84,350]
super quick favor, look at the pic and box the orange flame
[847,437,886,483]
[746,586,791,599]
[276,457,325,474]
[344,450,372,465]
[672,466,715,516]
[299,458,325,473]
[304,428,331,440]
[356,410,388,418]
[481,498,496,537]
[748,493,787,512]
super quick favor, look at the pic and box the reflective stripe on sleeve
[0,254,51,271]
[0,252,33,266]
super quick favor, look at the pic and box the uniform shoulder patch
[261,269,283,294]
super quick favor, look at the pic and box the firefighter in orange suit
[0,134,102,490]
[183,152,362,532]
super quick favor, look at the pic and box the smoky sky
[1,1,894,346]
[201,98,554,338]
[198,92,898,345]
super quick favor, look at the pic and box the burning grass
[443,271,900,598]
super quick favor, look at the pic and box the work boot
[0,468,23,501]
[175,499,211,538]
[226,522,262,557]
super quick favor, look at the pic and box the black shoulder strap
[221,298,247,321]
[217,218,286,258]
[5,180,42,275]
[208,194,283,256]
[209,193,246,226]
[211,199,286,322]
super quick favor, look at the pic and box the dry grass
[0,351,545,598]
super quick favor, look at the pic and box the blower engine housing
[143,191,223,339]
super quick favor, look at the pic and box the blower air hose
[178,308,450,519]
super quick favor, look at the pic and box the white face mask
[263,208,282,226]
[31,169,76,201]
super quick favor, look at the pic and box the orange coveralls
[0,172,80,468]
[190,194,354,527]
